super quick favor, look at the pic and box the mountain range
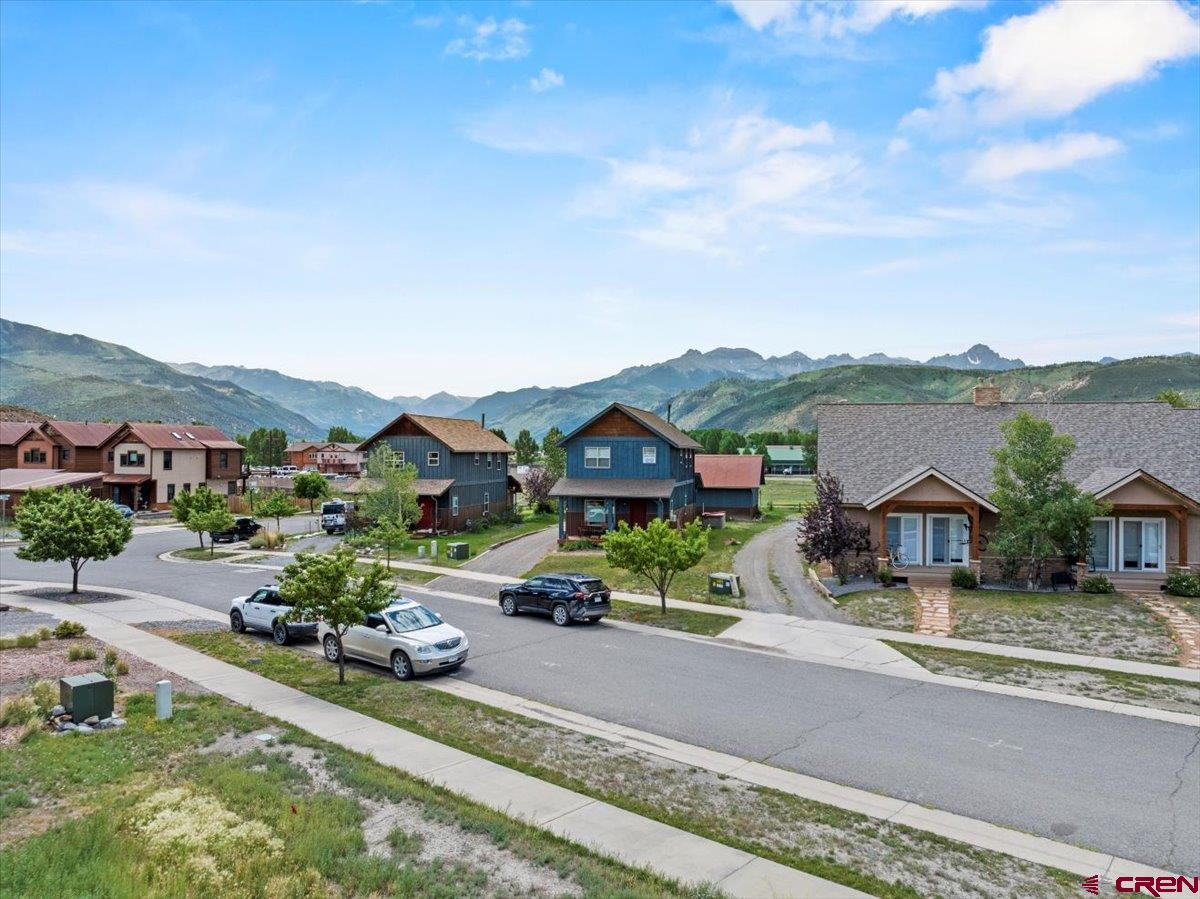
[2,317,1194,440]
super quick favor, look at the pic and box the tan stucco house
[99,422,244,509]
[816,387,1200,590]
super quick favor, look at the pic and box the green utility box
[446,542,470,561]
[60,672,114,721]
[708,572,741,598]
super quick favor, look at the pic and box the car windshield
[385,605,442,633]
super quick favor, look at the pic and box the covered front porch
[103,474,154,510]
[550,477,679,540]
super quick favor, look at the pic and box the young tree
[522,466,556,513]
[326,425,362,443]
[541,427,566,480]
[796,472,871,584]
[279,548,393,684]
[192,507,235,556]
[1155,389,1190,409]
[603,518,708,614]
[15,488,133,593]
[172,485,228,548]
[513,429,539,465]
[257,490,297,534]
[368,513,409,566]
[358,446,420,526]
[293,470,331,513]
[990,411,1107,590]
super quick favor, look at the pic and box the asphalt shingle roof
[817,402,1200,505]
[549,477,679,499]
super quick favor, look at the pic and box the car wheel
[323,634,341,663]
[230,610,245,633]
[272,621,290,646]
[391,651,414,681]
[500,595,518,616]
[552,604,571,627]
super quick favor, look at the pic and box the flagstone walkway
[1134,593,1200,670]
[913,586,954,636]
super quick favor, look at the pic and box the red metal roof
[102,473,151,485]
[695,454,765,489]
[0,421,39,446]
[106,423,242,451]
[43,420,119,447]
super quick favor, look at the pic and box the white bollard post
[155,679,173,720]
[430,540,438,559]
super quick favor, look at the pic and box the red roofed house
[0,421,40,469]
[694,454,765,520]
[99,423,244,509]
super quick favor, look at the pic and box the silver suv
[319,599,468,680]
[229,585,317,645]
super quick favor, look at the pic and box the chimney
[480,413,486,429]
[973,384,1002,406]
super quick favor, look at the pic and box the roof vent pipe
[481,413,486,428]
[667,403,672,423]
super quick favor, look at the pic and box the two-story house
[358,413,516,531]
[286,441,366,475]
[99,423,244,509]
[34,421,119,471]
[549,403,702,540]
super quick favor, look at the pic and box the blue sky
[1,0,1198,397]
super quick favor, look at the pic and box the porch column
[877,501,893,570]
[967,502,982,579]
[557,499,566,540]
[1175,507,1189,570]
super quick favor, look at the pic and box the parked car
[229,585,316,645]
[273,465,298,476]
[320,599,468,680]
[109,502,135,520]
[498,574,611,626]
[320,499,353,534]
[211,517,263,543]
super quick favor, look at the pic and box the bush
[250,530,288,550]
[53,620,86,639]
[0,694,39,727]
[876,567,894,587]
[30,680,57,717]
[1080,574,1116,594]
[559,538,597,552]
[0,632,44,650]
[1165,570,1200,598]
[67,644,97,662]
[36,627,52,641]
[950,567,978,589]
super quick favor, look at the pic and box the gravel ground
[838,588,918,631]
[139,619,226,634]
[7,587,129,605]
[0,608,60,638]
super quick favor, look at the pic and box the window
[642,446,657,465]
[585,500,607,526]
[487,453,492,468]
[1089,518,1115,571]
[163,450,173,470]
[107,450,114,462]
[584,446,611,469]
[388,449,405,468]
[451,494,459,516]
[22,449,46,464]
[120,451,145,467]
[167,484,176,502]
[474,453,480,465]
[428,451,440,467]
[61,447,70,462]
[483,492,490,514]
[183,483,191,493]
[1119,518,1165,572]
[219,451,229,468]
[886,514,921,565]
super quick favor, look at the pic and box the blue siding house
[549,403,703,539]
[358,413,516,532]
[695,454,765,519]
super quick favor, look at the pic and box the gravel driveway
[732,519,843,620]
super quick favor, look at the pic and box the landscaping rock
[49,704,65,717]
[83,715,100,726]
[74,724,94,734]
[97,716,127,730]
[56,721,77,732]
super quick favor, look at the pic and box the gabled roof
[360,413,513,454]
[41,420,119,448]
[817,402,1200,505]
[321,442,361,453]
[560,403,703,450]
[765,445,808,463]
[1079,467,1200,513]
[102,422,242,451]
[345,477,454,497]
[862,466,999,513]
[286,441,321,453]
[0,421,39,446]
[695,454,765,489]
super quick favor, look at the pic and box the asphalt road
[2,526,1197,872]
[733,519,843,619]
[427,526,559,598]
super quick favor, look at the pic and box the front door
[418,497,434,529]
[927,515,968,566]
[1120,519,1164,572]
[628,499,648,529]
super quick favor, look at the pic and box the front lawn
[368,511,557,569]
[168,631,1088,899]
[523,512,787,608]
[952,589,1179,665]
[886,642,1200,714]
[607,599,740,636]
[0,690,701,898]
[170,548,238,561]
[838,589,918,631]
[760,477,815,513]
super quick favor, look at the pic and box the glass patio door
[1121,519,1164,571]
[927,515,968,565]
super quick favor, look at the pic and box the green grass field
[374,511,557,569]
[760,477,815,512]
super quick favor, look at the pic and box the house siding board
[697,486,758,509]
[361,434,510,521]
[565,435,674,480]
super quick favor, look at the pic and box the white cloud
[723,0,981,38]
[965,132,1123,182]
[886,137,911,156]
[907,0,1200,127]
[530,67,565,92]
[445,17,530,62]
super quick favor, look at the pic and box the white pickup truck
[229,585,317,645]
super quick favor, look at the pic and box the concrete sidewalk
[1,585,865,899]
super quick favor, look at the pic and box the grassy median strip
[170,547,239,561]
[606,600,739,636]
[885,642,1200,714]
[172,630,1087,899]
[0,691,707,898]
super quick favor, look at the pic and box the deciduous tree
[293,471,331,513]
[359,446,420,526]
[172,485,229,548]
[541,427,566,480]
[603,518,708,614]
[280,547,393,684]
[257,490,297,534]
[15,488,133,593]
[522,466,556,513]
[191,507,235,556]
[513,429,539,465]
[368,513,409,566]
[326,425,362,443]
[796,472,871,584]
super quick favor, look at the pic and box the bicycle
[888,545,910,570]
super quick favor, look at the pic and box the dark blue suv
[499,573,612,626]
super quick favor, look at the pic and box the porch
[103,474,154,510]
